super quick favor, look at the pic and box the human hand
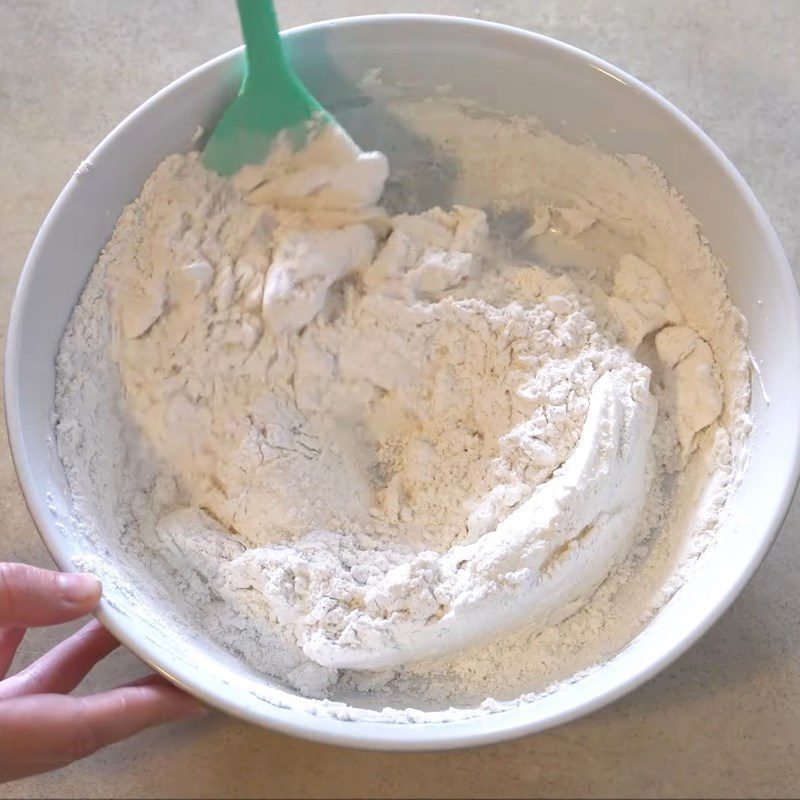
[0,563,204,782]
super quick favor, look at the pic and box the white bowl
[6,15,800,750]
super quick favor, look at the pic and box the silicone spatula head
[202,0,331,176]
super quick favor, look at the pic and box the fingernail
[58,572,101,603]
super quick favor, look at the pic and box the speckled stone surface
[1,1,798,797]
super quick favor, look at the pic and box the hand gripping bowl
[6,15,800,750]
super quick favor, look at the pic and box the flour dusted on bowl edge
[54,97,750,719]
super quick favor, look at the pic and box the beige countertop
[1,1,798,797]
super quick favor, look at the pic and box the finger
[0,694,79,781]
[0,629,25,678]
[0,564,101,628]
[0,680,204,782]
[0,620,118,700]
[77,674,206,748]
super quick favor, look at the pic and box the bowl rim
[5,13,800,751]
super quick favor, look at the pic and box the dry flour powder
[54,97,750,718]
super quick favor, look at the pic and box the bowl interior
[6,15,800,750]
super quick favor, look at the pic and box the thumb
[0,564,101,628]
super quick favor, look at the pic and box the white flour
[54,97,750,717]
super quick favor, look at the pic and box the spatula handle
[236,0,290,87]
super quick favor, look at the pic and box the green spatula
[203,0,332,176]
